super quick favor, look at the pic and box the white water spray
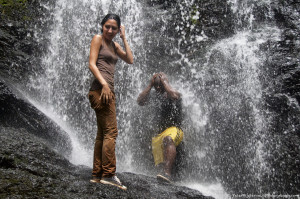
[25,0,286,197]
[28,0,144,168]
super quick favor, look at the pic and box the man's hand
[150,73,160,87]
[158,72,181,100]
[159,72,169,86]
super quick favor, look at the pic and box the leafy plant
[0,0,30,21]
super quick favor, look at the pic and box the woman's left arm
[115,25,134,64]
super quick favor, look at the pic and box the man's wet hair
[154,75,161,87]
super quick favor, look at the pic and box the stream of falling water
[27,0,145,167]
[25,0,284,198]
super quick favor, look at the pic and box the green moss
[13,156,22,165]
[22,15,30,20]
[190,5,200,26]
[0,0,27,8]
[0,0,31,21]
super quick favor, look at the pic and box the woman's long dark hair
[101,14,121,32]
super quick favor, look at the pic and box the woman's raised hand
[119,25,125,39]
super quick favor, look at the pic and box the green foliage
[0,0,27,7]
[190,5,200,26]
[0,0,30,21]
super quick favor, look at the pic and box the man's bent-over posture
[137,72,184,183]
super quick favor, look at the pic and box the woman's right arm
[89,35,113,104]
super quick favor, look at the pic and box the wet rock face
[1,0,300,197]
[271,0,300,104]
[146,0,235,40]
[0,127,212,198]
[0,0,54,82]
[0,80,72,156]
[214,0,300,194]
[260,1,300,193]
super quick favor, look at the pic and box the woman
[88,14,133,190]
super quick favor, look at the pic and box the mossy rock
[0,0,31,21]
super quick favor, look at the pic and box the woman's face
[102,19,119,41]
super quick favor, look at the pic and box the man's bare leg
[163,136,176,177]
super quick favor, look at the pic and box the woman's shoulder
[92,34,102,44]
[92,34,103,42]
[91,35,103,49]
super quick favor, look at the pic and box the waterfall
[193,27,281,195]
[27,0,145,167]
[24,0,298,198]
[164,0,284,196]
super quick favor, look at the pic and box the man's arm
[137,84,152,106]
[137,74,159,106]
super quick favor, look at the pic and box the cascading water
[27,0,145,167]
[23,0,299,198]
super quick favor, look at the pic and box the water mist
[23,0,299,198]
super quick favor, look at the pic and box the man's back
[152,92,183,133]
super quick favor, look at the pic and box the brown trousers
[88,90,118,178]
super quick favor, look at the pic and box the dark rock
[0,0,54,83]
[0,79,72,157]
[1,0,300,197]
[256,0,300,194]
[0,126,213,199]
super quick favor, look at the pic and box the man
[137,72,184,183]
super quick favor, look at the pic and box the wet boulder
[0,127,213,198]
[0,80,72,156]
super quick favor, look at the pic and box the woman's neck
[103,36,112,46]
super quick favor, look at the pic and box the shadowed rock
[0,126,213,198]
[0,80,72,157]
